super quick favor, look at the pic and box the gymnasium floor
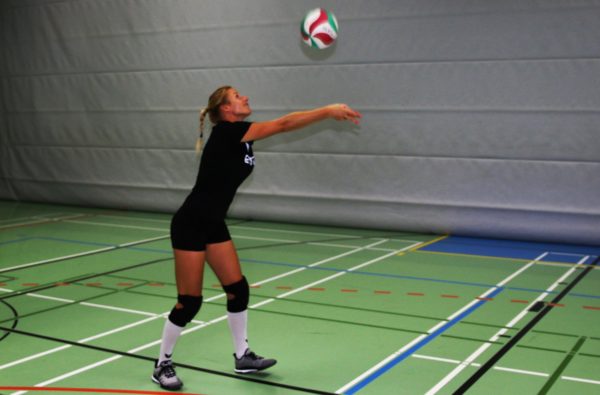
[0,201,599,395]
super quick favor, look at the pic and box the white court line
[336,252,549,394]
[0,212,76,224]
[413,353,600,384]
[0,214,87,230]
[4,238,403,395]
[58,219,400,252]
[95,215,423,244]
[23,218,590,270]
[0,234,169,274]
[1,287,208,321]
[562,376,600,385]
[231,224,424,244]
[412,354,550,377]
[0,291,223,372]
[94,214,171,224]
[65,219,167,232]
[425,254,589,395]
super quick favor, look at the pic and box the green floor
[0,201,599,395]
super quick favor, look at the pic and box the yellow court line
[414,249,600,270]
[404,234,450,254]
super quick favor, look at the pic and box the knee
[222,276,249,313]
[168,294,203,327]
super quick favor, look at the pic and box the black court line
[0,299,18,341]
[0,326,335,395]
[452,255,600,394]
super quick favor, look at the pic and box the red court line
[0,387,204,395]
[583,305,600,311]
[441,294,459,299]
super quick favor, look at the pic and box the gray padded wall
[1,0,599,244]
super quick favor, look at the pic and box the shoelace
[160,362,177,378]
[245,351,261,360]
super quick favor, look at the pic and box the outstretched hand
[328,104,362,125]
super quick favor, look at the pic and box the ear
[220,103,231,114]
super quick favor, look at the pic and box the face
[223,88,251,120]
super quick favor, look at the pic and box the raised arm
[241,104,361,142]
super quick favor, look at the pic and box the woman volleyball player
[152,86,361,390]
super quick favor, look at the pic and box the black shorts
[170,209,231,251]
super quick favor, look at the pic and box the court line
[412,353,550,377]
[0,212,73,224]
[412,352,600,386]
[38,233,399,255]
[336,252,549,395]
[5,234,599,302]
[65,217,425,244]
[428,255,590,394]
[2,239,401,395]
[0,286,222,372]
[91,214,373,240]
[0,237,33,246]
[562,376,600,385]
[539,336,587,394]
[450,255,599,394]
[0,286,206,323]
[416,250,600,271]
[0,386,205,395]
[0,214,90,230]
[0,234,169,274]
[4,238,598,392]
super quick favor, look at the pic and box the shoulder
[212,121,252,143]
[208,121,250,144]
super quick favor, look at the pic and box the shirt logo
[244,154,255,166]
[244,142,255,166]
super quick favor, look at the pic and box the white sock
[158,319,184,364]
[227,310,248,359]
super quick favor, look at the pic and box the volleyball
[301,8,339,49]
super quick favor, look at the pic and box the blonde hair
[196,85,232,154]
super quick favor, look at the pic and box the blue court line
[0,237,33,246]
[344,286,505,394]
[241,258,600,300]
[11,237,600,300]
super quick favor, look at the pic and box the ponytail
[196,107,208,156]
[195,85,232,156]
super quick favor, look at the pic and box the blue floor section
[419,236,600,263]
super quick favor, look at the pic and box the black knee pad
[222,276,249,313]
[168,294,203,327]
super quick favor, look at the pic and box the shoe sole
[235,360,277,374]
[151,375,183,391]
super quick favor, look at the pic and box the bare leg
[205,240,242,287]
[173,249,206,298]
